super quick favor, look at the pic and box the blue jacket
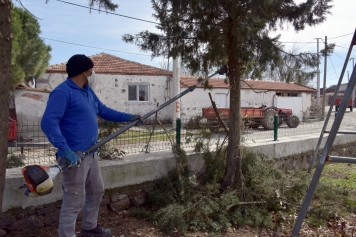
[41,78,132,155]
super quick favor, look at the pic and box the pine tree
[11,6,52,88]
[123,0,333,190]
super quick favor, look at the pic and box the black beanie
[66,54,94,77]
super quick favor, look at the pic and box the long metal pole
[308,29,356,172]
[316,38,321,103]
[322,36,327,120]
[82,65,227,156]
[292,56,356,237]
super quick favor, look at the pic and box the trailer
[202,106,299,132]
[8,117,17,141]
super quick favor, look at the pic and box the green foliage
[87,0,118,11]
[143,145,297,234]
[138,143,356,235]
[202,145,226,183]
[7,154,25,168]
[123,0,332,77]
[11,6,52,88]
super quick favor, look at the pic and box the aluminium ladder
[291,29,356,237]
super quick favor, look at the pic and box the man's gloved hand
[62,149,81,167]
[130,115,143,125]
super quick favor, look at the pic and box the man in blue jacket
[41,54,141,237]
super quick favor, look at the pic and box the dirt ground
[6,208,356,237]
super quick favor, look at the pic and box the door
[215,93,227,108]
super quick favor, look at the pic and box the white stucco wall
[301,93,312,119]
[93,74,170,119]
[12,90,49,123]
[180,88,230,119]
[241,90,275,107]
[32,73,314,122]
[38,73,171,120]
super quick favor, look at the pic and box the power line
[41,37,151,56]
[56,0,159,25]
[15,0,43,20]
[56,0,354,45]
[329,33,354,40]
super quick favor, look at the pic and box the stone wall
[0,183,154,235]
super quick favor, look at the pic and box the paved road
[243,106,356,143]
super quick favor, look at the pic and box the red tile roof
[180,76,316,93]
[46,53,171,76]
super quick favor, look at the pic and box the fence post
[273,115,278,141]
[176,118,181,146]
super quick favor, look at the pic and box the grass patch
[320,163,356,190]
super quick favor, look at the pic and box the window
[128,84,149,102]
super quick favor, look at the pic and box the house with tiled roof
[179,77,316,121]
[37,53,174,119]
[33,53,315,123]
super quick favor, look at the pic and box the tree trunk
[0,0,12,210]
[221,64,242,190]
[220,13,243,190]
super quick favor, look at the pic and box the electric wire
[14,0,43,20]
[56,0,159,25]
[41,37,151,56]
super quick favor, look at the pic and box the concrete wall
[3,133,355,212]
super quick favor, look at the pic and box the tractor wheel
[250,124,260,129]
[208,122,220,133]
[287,115,299,128]
[262,108,278,130]
[278,118,284,126]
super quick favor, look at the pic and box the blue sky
[16,0,356,88]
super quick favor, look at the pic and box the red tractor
[202,106,300,132]
[334,97,354,112]
[274,107,300,128]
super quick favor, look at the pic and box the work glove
[62,149,81,168]
[130,114,143,125]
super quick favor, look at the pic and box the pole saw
[20,65,228,197]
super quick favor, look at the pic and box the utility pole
[316,38,322,105]
[350,57,355,108]
[172,57,181,127]
[322,36,327,120]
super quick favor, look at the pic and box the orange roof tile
[46,53,171,76]
[180,77,316,93]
